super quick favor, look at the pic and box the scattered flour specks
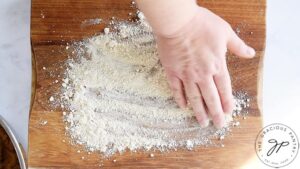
[81,18,102,27]
[59,17,250,156]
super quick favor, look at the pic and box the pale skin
[136,0,256,128]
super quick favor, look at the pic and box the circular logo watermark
[255,123,299,168]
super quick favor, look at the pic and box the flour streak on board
[47,14,252,157]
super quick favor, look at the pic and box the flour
[81,18,102,27]
[49,96,54,102]
[59,15,250,156]
[103,27,110,34]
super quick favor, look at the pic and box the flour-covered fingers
[198,77,225,129]
[183,81,209,127]
[166,74,187,108]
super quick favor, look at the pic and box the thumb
[227,30,256,58]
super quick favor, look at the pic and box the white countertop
[0,0,31,152]
[0,0,299,168]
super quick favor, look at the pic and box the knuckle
[167,80,181,92]
[195,113,206,122]
[170,84,180,92]
[199,71,211,80]
[199,63,219,75]
[180,69,196,81]
[213,60,223,73]
[174,96,184,103]
[188,95,201,101]
[201,66,214,75]
[218,84,230,94]
[188,97,201,108]
[205,98,217,107]
[197,76,210,86]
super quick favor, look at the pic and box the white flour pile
[59,15,250,156]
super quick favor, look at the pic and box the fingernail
[213,115,225,129]
[215,123,224,129]
[179,104,187,109]
[247,47,256,56]
[200,119,210,128]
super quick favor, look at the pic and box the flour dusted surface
[60,19,249,156]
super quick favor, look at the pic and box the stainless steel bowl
[0,115,26,169]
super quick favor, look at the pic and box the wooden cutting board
[29,0,266,168]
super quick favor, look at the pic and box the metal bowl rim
[0,115,26,169]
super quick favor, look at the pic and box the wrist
[153,6,199,38]
[137,0,199,38]
[154,8,199,39]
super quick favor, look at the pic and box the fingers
[213,64,234,114]
[198,77,225,129]
[183,81,209,127]
[227,30,256,58]
[166,74,187,108]
[166,73,210,128]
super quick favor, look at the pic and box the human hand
[156,7,255,128]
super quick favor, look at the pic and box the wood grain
[29,0,266,168]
